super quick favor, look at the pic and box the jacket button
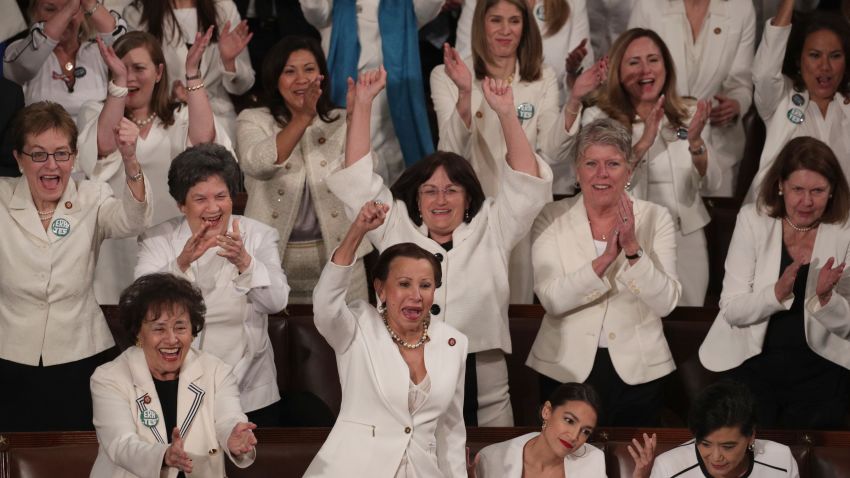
[208,448,217,455]
[271,212,279,219]
[318,137,327,145]
[285,163,292,170]
[331,211,339,218]
[404,426,411,434]
[475,111,483,118]
[608,332,616,340]
[434,252,443,262]
[430,304,441,315]
[320,160,327,167]
[278,189,285,195]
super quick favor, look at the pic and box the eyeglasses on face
[418,185,464,199]
[21,150,75,163]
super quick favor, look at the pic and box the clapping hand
[593,224,622,278]
[443,43,472,94]
[628,433,657,478]
[218,20,253,69]
[96,36,127,84]
[227,422,258,457]
[687,99,711,146]
[570,55,608,101]
[775,258,806,302]
[164,427,193,474]
[217,218,252,273]
[565,38,589,89]
[291,75,323,120]
[354,200,390,234]
[617,193,639,256]
[816,257,846,306]
[481,77,515,117]
[636,95,665,154]
[177,222,218,272]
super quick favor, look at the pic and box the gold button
[714,27,721,34]
[608,332,616,340]
[277,189,285,195]
[285,163,292,170]
[318,137,327,145]
[271,212,279,219]
[475,111,483,118]
[320,160,327,167]
[331,211,339,218]
[404,426,411,434]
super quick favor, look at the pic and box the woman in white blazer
[237,36,371,304]
[746,0,850,201]
[563,28,717,306]
[136,144,289,425]
[473,383,656,478]
[699,137,850,429]
[454,0,593,105]
[304,204,467,477]
[629,0,756,197]
[0,101,150,432]
[123,0,254,140]
[330,69,552,427]
[528,118,681,426]
[90,273,257,478]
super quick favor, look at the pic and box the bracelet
[107,80,129,98]
[186,82,205,92]
[566,104,582,115]
[84,1,101,16]
[126,169,144,182]
[185,71,202,81]
[688,142,706,156]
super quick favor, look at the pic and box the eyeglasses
[21,150,75,163]
[418,185,464,199]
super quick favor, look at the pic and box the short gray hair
[575,118,633,166]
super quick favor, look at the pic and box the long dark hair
[261,36,339,126]
[783,10,850,99]
[131,0,220,43]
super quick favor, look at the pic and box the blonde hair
[470,0,543,82]
[28,0,96,41]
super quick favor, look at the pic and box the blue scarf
[327,0,434,167]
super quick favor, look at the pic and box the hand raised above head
[97,36,127,83]
[354,67,387,105]
[186,26,214,75]
[443,43,472,94]
[354,200,390,233]
[218,20,253,65]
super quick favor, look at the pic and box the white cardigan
[326,152,553,354]
[527,195,680,385]
[90,347,255,478]
[699,204,850,372]
[135,215,289,412]
[304,260,468,478]
[628,0,755,197]
[476,432,607,477]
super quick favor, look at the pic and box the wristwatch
[625,248,643,260]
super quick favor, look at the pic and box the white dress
[76,101,233,304]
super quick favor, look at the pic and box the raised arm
[81,0,118,34]
[481,77,538,177]
[42,0,81,42]
[216,3,255,95]
[96,37,128,157]
[186,27,217,145]
[752,0,793,118]
[345,67,386,168]
[300,0,334,29]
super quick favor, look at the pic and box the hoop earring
[572,444,588,458]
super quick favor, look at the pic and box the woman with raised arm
[123,0,254,139]
[563,28,716,306]
[3,0,126,119]
[327,68,552,427]
[745,0,850,200]
[304,202,467,477]
[76,30,229,304]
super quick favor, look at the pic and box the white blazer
[476,432,607,477]
[527,195,681,385]
[90,347,255,478]
[326,152,553,354]
[430,58,571,195]
[628,0,755,197]
[650,439,799,478]
[304,260,468,478]
[0,176,151,366]
[746,21,850,202]
[135,215,289,412]
[699,204,850,372]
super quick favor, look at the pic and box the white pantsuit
[527,195,680,385]
[135,215,290,413]
[477,433,607,477]
[629,0,755,197]
[699,205,850,372]
[304,260,468,477]
[90,347,255,478]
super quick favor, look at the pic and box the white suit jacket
[476,433,607,477]
[135,215,289,412]
[326,152,552,354]
[699,204,850,371]
[573,106,719,235]
[431,58,571,196]
[746,21,850,202]
[90,347,255,478]
[527,195,681,385]
[650,439,799,478]
[629,0,755,197]
[304,261,468,478]
[0,176,150,366]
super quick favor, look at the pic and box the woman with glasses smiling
[326,67,552,427]
[0,101,151,432]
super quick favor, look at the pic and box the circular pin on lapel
[792,93,805,106]
[73,66,87,78]
[516,103,535,122]
[675,127,688,140]
[143,395,151,404]
[50,217,70,237]
[140,409,159,428]
[713,27,721,34]
[787,108,805,124]
[448,338,456,347]
[64,201,72,209]
[534,3,545,21]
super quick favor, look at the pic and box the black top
[153,378,185,478]
[762,242,810,351]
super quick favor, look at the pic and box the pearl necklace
[131,112,157,127]
[38,209,55,220]
[382,313,429,349]
[784,216,818,232]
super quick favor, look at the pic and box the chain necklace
[382,312,429,349]
[784,216,818,232]
[131,112,157,127]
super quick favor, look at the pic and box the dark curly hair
[119,273,206,345]
[168,143,241,205]
[688,380,757,441]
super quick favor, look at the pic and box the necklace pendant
[64,61,74,72]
